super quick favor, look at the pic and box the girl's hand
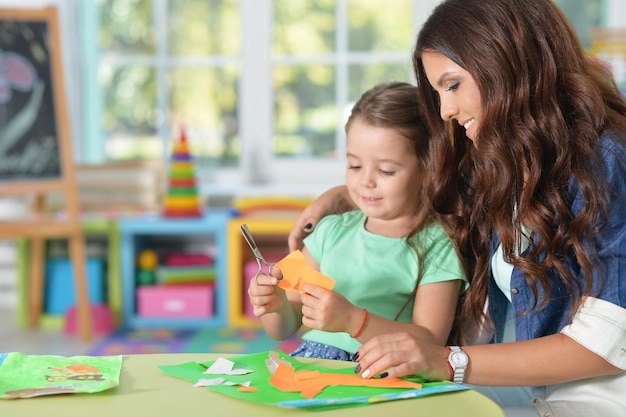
[299,284,361,333]
[355,332,450,381]
[247,268,287,317]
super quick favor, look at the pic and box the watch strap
[447,345,468,384]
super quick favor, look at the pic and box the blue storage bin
[44,258,105,315]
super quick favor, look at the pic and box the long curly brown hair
[414,0,626,343]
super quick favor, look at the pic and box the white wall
[607,0,626,27]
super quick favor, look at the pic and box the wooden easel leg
[29,237,45,328]
[69,233,93,341]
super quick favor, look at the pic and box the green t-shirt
[302,210,467,353]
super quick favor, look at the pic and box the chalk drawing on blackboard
[0,18,62,181]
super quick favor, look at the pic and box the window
[78,0,438,194]
[80,0,240,167]
[74,0,625,194]
[554,0,626,93]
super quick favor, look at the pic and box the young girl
[248,82,468,361]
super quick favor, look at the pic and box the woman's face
[421,50,483,145]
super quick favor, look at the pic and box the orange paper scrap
[275,250,336,293]
[237,386,258,393]
[269,363,422,399]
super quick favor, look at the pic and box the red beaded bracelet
[350,308,368,338]
[445,346,454,381]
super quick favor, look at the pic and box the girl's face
[421,50,483,145]
[345,120,420,234]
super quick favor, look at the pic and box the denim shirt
[488,131,626,343]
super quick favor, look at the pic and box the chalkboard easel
[0,7,93,340]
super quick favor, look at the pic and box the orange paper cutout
[237,386,258,392]
[294,370,320,381]
[275,250,335,293]
[269,363,422,399]
[49,364,99,374]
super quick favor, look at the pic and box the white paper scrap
[223,380,251,387]
[203,357,254,375]
[195,377,225,387]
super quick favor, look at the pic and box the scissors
[240,223,280,284]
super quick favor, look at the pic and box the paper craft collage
[0,350,468,412]
[0,352,122,399]
[157,350,468,410]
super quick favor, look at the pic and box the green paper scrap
[0,352,122,399]
[158,350,468,410]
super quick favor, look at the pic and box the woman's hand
[288,186,352,252]
[355,332,450,381]
[247,268,288,317]
[288,207,316,253]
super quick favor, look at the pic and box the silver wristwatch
[447,346,469,384]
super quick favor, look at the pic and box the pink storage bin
[64,303,115,336]
[137,284,214,318]
[243,261,259,320]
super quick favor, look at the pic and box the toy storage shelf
[119,211,231,329]
[227,217,294,327]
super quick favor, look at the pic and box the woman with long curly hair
[289,1,626,415]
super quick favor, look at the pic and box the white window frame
[0,0,440,197]
[231,0,440,196]
[11,0,622,198]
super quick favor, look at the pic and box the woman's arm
[357,296,626,383]
[288,185,352,252]
[356,330,622,385]
[463,334,622,386]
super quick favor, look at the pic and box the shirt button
[511,288,519,295]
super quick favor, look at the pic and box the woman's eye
[446,82,460,92]
[348,165,360,170]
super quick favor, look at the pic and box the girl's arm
[259,285,304,341]
[301,279,462,346]
[361,279,461,346]
[250,269,303,340]
[256,244,324,340]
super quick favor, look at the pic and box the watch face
[450,351,468,367]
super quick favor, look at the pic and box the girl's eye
[380,170,395,176]
[348,165,360,170]
[446,82,460,92]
